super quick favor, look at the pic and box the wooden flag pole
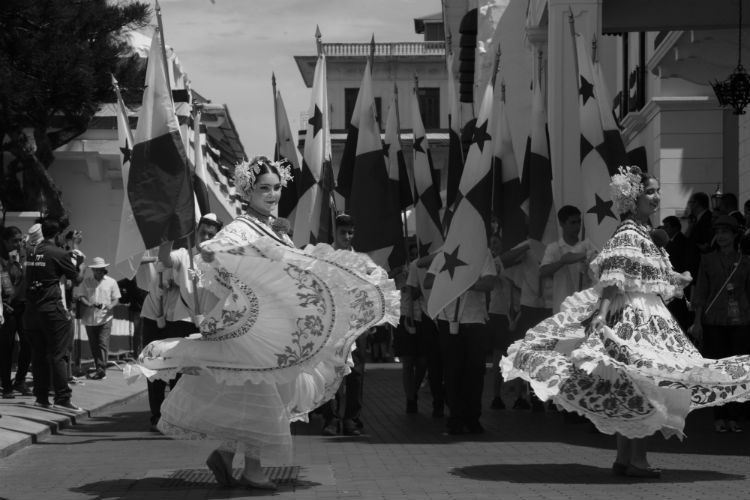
[272,72,279,160]
[154,0,173,102]
[490,47,501,217]
[393,80,411,261]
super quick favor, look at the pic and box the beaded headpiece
[234,156,294,200]
[609,165,644,215]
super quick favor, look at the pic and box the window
[417,88,440,129]
[345,88,382,130]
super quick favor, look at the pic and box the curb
[0,388,146,458]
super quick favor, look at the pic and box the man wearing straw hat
[74,257,121,380]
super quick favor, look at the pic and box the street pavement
[0,363,748,500]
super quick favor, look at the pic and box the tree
[0,0,151,220]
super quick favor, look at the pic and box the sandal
[625,465,661,478]
[237,476,278,490]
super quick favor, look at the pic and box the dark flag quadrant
[127,29,195,250]
[274,83,303,220]
[350,60,404,270]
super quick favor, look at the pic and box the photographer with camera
[24,218,86,410]
[73,256,120,380]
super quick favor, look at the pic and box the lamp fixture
[711,0,750,115]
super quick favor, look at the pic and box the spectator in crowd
[24,218,86,411]
[424,245,496,435]
[141,213,223,430]
[717,192,740,218]
[320,214,368,436]
[662,215,698,331]
[686,192,713,254]
[539,205,598,314]
[1,226,32,398]
[74,257,121,380]
[690,214,750,433]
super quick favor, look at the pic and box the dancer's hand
[590,313,607,332]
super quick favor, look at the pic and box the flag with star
[126,29,195,252]
[112,75,146,279]
[350,59,405,270]
[520,80,556,245]
[493,87,528,251]
[274,79,303,219]
[445,51,464,212]
[383,88,413,211]
[574,29,628,249]
[427,83,494,318]
[293,52,334,247]
[410,85,444,258]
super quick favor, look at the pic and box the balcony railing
[322,41,445,57]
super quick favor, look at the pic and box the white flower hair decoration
[609,165,643,215]
[234,156,294,199]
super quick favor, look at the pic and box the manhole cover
[161,465,300,488]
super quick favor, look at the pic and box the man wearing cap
[24,218,86,411]
[74,257,121,380]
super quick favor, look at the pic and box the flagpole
[315,26,336,238]
[111,75,133,145]
[393,80,410,261]
[412,74,423,258]
[157,0,200,321]
[154,0,173,102]
[489,47,501,218]
[272,72,280,160]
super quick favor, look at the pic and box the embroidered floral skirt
[127,239,399,463]
[501,289,750,439]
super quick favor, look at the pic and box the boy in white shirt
[539,205,598,314]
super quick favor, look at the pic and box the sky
[155,0,433,156]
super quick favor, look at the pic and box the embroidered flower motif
[609,166,643,215]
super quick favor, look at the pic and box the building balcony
[321,41,445,57]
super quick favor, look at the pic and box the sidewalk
[0,366,145,458]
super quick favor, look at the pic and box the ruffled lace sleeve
[589,220,684,300]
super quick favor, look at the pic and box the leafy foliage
[0,0,150,218]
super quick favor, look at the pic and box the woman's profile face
[635,178,660,219]
[248,172,282,215]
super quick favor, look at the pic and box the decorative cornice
[647,31,684,75]
[621,95,719,143]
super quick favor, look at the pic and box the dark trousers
[320,336,366,427]
[438,320,487,431]
[421,317,444,411]
[25,305,73,405]
[85,321,112,373]
[143,319,197,424]
[1,305,30,392]
[516,305,552,338]
[703,324,750,421]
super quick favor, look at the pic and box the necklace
[245,206,273,226]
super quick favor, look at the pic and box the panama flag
[191,110,211,216]
[274,76,303,219]
[112,76,144,278]
[350,60,405,269]
[574,30,628,249]
[383,89,413,211]
[293,52,334,247]
[427,83,494,318]
[493,88,528,252]
[520,80,556,245]
[410,86,444,257]
[126,29,194,251]
[445,51,464,212]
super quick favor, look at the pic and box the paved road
[1,365,748,500]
